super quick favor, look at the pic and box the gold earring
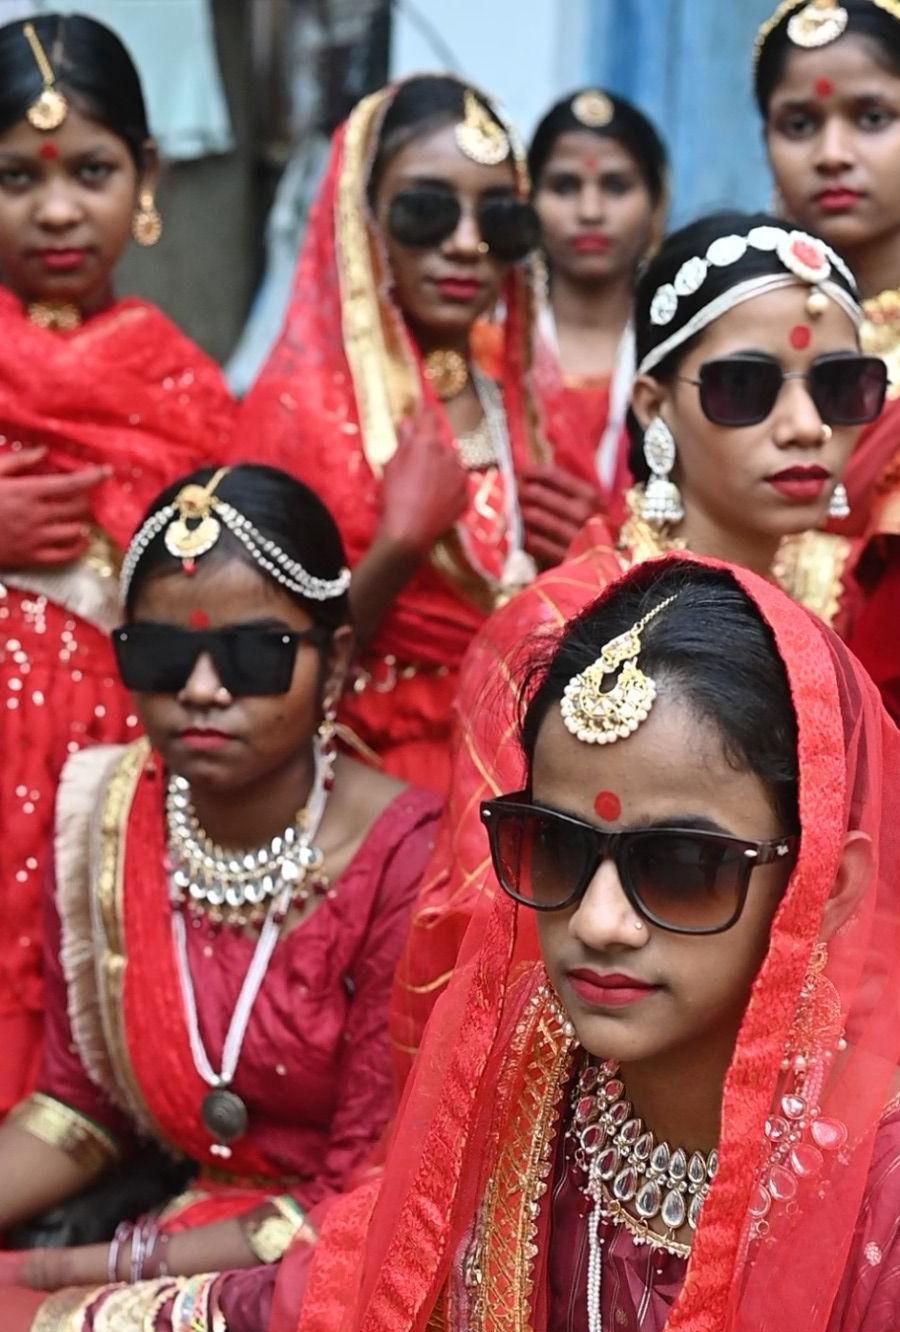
[132,190,163,247]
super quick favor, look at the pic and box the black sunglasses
[112,622,328,697]
[386,187,541,262]
[677,353,887,428]
[480,794,798,936]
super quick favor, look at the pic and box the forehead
[682,284,859,361]
[540,130,641,174]
[0,104,127,157]
[769,32,900,107]
[376,121,517,195]
[131,555,315,630]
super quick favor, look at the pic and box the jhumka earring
[560,594,677,745]
[640,416,684,528]
[317,706,339,792]
[132,189,163,247]
[750,941,848,1235]
[828,482,851,520]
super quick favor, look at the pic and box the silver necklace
[169,736,332,1157]
[568,1059,717,1332]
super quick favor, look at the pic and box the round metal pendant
[201,1087,248,1144]
[27,87,68,132]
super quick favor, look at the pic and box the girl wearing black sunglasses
[275,558,900,1332]
[240,75,604,795]
[755,0,900,725]
[529,89,669,528]
[0,464,441,1328]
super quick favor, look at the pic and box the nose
[569,858,646,951]
[443,202,482,259]
[772,376,827,451]
[813,117,855,176]
[177,651,231,708]
[34,180,83,232]
[577,182,605,223]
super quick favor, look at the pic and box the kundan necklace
[568,1058,717,1332]
[169,735,333,1157]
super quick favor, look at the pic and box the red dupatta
[0,288,233,549]
[283,554,900,1332]
[238,81,549,669]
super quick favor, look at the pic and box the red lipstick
[178,728,232,751]
[34,248,88,272]
[571,233,611,253]
[433,276,484,302]
[766,464,830,502]
[815,188,863,213]
[566,969,660,1008]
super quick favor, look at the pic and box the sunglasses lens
[113,625,198,693]
[386,189,461,248]
[216,628,298,697]
[478,199,542,261]
[698,359,782,426]
[490,808,592,908]
[811,356,888,425]
[623,832,746,931]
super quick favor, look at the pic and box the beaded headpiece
[560,596,676,745]
[638,225,862,377]
[23,22,68,132]
[755,0,900,72]
[454,89,510,166]
[120,467,351,605]
[571,89,614,128]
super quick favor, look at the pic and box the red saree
[278,554,900,1332]
[0,289,234,1113]
[238,81,597,794]
[389,502,856,1081]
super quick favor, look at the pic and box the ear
[821,830,872,940]
[138,138,161,197]
[630,374,669,432]
[321,624,355,714]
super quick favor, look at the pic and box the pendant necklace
[169,734,333,1157]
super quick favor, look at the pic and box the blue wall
[587,0,778,225]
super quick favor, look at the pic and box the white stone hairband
[120,471,351,606]
[638,226,862,377]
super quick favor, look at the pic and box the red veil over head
[283,554,900,1332]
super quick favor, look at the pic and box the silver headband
[638,227,862,377]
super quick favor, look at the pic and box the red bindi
[188,608,210,629]
[814,76,834,98]
[582,154,601,173]
[594,790,622,822]
[40,141,59,160]
[790,323,812,350]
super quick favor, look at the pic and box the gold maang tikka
[560,595,677,745]
[571,89,614,129]
[786,0,849,47]
[455,89,510,167]
[164,467,231,571]
[23,22,68,132]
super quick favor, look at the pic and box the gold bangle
[10,1094,120,1175]
[242,1198,314,1264]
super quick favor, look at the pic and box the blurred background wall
[2,0,780,368]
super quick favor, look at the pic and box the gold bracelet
[242,1197,314,1264]
[10,1094,120,1175]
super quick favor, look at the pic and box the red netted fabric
[278,553,900,1332]
[237,80,599,791]
[0,292,233,1110]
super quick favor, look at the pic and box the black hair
[125,463,351,634]
[755,0,900,114]
[368,74,509,200]
[520,561,800,831]
[0,13,150,166]
[528,88,668,204]
[627,209,859,479]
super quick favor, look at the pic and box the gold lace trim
[9,1093,119,1174]
[861,286,900,400]
[30,1288,97,1332]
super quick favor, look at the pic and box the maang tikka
[560,594,677,744]
[23,21,68,132]
[455,89,510,167]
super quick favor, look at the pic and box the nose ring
[214,686,231,704]
[476,240,489,255]
[821,423,833,442]
[633,920,645,932]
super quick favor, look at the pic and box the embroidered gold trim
[9,1093,120,1174]
[2,540,121,634]
[242,1196,315,1263]
[30,1287,97,1332]
[468,975,576,1332]
[774,529,851,626]
[91,1278,181,1330]
[861,286,900,400]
